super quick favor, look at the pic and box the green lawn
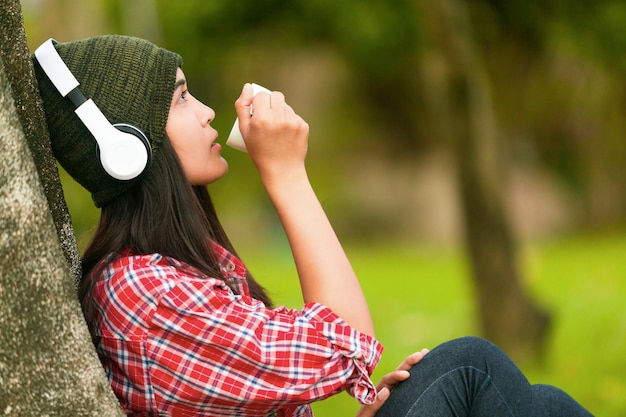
[237,231,626,416]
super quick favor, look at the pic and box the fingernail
[378,387,390,401]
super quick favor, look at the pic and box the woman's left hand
[355,348,430,417]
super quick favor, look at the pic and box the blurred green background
[22,0,625,415]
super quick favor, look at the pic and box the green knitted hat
[33,35,183,207]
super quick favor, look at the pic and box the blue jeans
[376,337,593,417]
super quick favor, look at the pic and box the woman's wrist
[258,163,310,201]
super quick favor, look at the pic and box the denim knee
[426,336,501,366]
[376,336,512,417]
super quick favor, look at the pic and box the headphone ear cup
[113,123,152,159]
[96,123,152,181]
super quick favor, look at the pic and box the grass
[236,231,626,416]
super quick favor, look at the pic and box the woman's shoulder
[104,252,213,287]
[93,253,181,306]
[92,253,231,329]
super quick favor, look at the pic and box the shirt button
[225,262,236,272]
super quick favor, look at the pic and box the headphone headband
[34,39,79,97]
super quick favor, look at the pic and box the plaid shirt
[87,243,383,416]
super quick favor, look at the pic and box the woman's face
[166,68,228,185]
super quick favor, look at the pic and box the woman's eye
[179,90,188,103]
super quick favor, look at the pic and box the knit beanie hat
[33,35,183,207]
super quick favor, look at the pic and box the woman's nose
[201,103,215,126]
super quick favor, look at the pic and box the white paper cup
[226,83,272,152]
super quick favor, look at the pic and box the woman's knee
[431,336,500,358]
[419,336,507,372]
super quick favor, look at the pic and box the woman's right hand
[356,348,430,417]
[234,83,309,182]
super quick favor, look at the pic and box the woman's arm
[235,84,375,337]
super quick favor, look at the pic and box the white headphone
[34,38,152,181]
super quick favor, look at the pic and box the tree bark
[0,0,80,283]
[0,1,123,415]
[419,0,551,362]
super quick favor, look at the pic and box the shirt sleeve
[145,264,383,412]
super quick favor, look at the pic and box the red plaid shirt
[87,243,383,416]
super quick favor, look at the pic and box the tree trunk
[0,0,80,283]
[419,0,551,363]
[0,1,124,415]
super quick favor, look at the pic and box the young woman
[33,35,593,417]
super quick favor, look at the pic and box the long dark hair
[79,138,273,319]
